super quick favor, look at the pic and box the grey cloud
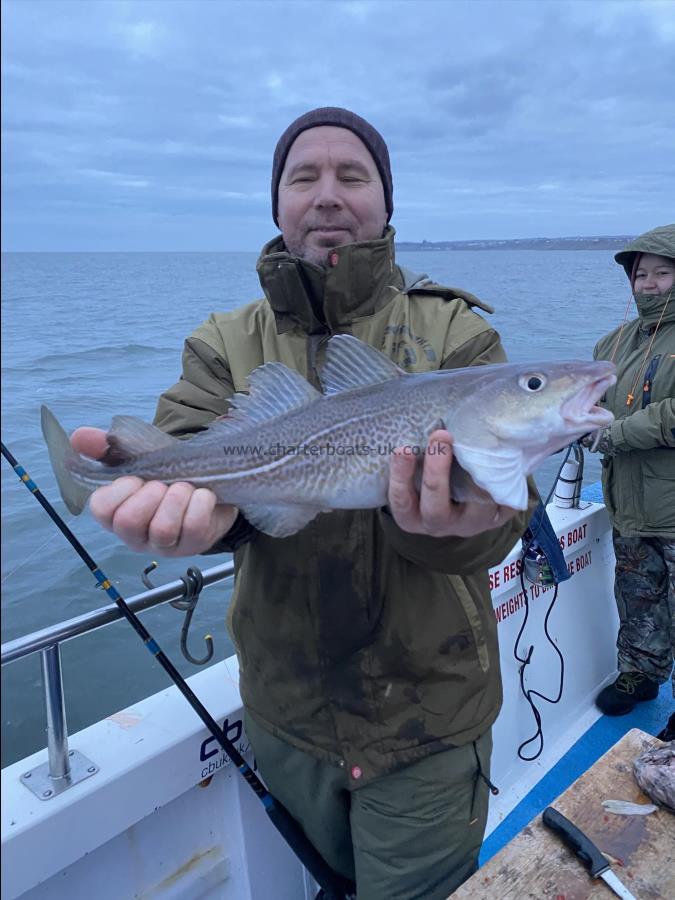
[2,0,674,249]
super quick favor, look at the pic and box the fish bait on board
[601,799,659,816]
[41,334,616,538]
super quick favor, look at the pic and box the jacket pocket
[448,575,490,673]
[642,451,675,531]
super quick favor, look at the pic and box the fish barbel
[41,335,616,537]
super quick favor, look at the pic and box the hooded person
[583,225,675,729]
[68,107,539,899]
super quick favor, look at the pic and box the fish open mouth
[561,372,616,429]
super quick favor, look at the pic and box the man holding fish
[54,109,613,899]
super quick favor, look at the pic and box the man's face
[277,126,388,267]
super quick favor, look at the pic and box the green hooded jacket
[154,228,538,785]
[594,224,675,537]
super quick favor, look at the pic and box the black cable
[513,444,576,761]
[513,573,565,761]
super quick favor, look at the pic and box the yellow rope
[625,290,671,407]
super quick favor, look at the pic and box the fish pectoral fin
[320,334,404,395]
[451,441,529,510]
[240,503,324,538]
[106,416,177,460]
[448,459,495,505]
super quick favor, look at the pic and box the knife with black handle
[542,806,637,900]
[542,806,608,875]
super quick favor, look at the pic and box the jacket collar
[256,226,402,334]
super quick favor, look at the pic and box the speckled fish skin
[41,335,616,536]
[633,745,675,812]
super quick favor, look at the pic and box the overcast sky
[2,0,674,251]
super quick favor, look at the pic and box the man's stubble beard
[300,248,329,268]
[283,220,387,268]
[285,236,330,269]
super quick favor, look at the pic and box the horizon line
[1,234,635,253]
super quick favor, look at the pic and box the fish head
[429,359,616,510]
[480,359,616,455]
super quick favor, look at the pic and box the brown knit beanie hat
[271,107,393,226]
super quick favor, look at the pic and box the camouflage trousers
[613,530,675,694]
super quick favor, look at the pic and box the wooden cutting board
[452,728,674,899]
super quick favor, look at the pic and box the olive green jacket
[154,229,537,784]
[594,225,675,537]
[594,298,675,537]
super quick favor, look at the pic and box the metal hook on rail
[142,562,214,666]
[141,561,160,591]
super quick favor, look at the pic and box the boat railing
[1,560,235,799]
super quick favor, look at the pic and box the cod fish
[633,744,675,813]
[41,334,615,538]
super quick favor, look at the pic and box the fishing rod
[1,440,355,900]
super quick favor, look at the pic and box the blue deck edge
[480,682,672,864]
[480,480,672,864]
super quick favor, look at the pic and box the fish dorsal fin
[105,416,177,461]
[226,362,322,428]
[320,334,404,395]
[451,441,529,510]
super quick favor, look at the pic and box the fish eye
[519,373,547,392]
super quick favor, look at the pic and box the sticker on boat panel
[493,548,595,625]
[198,717,254,780]
[200,716,242,761]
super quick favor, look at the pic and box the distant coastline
[395,236,634,251]
[2,236,636,253]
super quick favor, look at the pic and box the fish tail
[40,406,93,515]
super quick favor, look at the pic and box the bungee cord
[513,445,574,762]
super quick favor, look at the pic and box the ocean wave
[27,344,180,368]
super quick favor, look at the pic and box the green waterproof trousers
[245,713,493,900]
